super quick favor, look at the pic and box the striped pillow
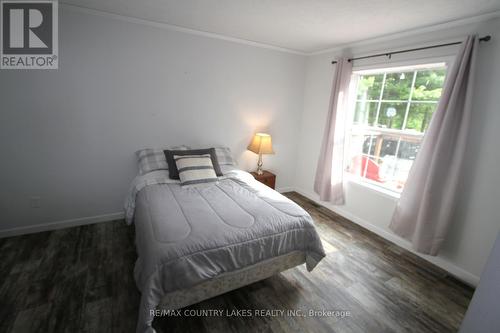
[174,154,218,185]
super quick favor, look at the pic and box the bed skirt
[157,251,306,310]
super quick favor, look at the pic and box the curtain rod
[331,35,491,64]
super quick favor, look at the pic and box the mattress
[127,168,326,332]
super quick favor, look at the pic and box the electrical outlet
[30,196,41,208]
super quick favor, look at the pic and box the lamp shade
[247,133,274,155]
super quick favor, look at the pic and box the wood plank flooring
[0,192,473,333]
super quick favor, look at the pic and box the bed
[125,161,326,333]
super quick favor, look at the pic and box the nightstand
[250,170,276,189]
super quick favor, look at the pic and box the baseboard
[292,187,480,287]
[0,212,124,239]
[276,186,294,193]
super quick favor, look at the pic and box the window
[347,63,447,193]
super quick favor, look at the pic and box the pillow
[214,147,236,166]
[174,154,218,186]
[164,148,222,179]
[136,145,189,175]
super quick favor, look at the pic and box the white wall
[294,17,500,285]
[0,6,306,233]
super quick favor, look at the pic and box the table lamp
[247,133,274,175]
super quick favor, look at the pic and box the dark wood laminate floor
[0,192,473,333]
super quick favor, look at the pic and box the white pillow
[174,154,218,185]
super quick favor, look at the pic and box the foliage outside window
[347,64,447,193]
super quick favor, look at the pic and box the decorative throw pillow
[213,147,236,166]
[174,154,218,185]
[136,145,189,175]
[164,148,222,179]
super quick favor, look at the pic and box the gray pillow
[164,148,222,179]
[213,147,236,166]
[136,145,189,175]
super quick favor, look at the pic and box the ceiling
[62,0,500,53]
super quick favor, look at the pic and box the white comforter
[125,167,326,333]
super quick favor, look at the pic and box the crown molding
[60,3,499,58]
[309,10,500,56]
[60,3,307,56]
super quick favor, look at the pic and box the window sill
[346,175,401,201]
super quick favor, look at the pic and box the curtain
[314,58,353,204]
[389,35,479,255]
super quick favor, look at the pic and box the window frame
[345,56,453,196]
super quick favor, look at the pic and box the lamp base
[256,153,263,175]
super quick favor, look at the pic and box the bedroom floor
[0,192,473,333]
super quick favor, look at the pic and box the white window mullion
[363,73,386,179]
[373,73,387,127]
[392,70,417,179]
[356,99,438,104]
[401,70,418,130]
[362,135,374,178]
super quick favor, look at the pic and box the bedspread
[126,168,326,332]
